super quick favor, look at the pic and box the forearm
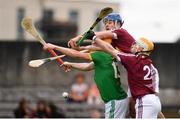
[72,31,113,42]
[95,38,118,57]
[158,112,165,118]
[67,62,94,71]
[95,30,113,40]
[54,46,84,59]
[80,45,102,51]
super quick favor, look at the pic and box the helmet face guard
[135,37,154,55]
[103,13,124,29]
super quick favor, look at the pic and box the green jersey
[90,51,127,103]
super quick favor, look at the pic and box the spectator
[32,99,49,118]
[47,102,66,118]
[69,73,89,103]
[88,83,102,105]
[14,97,32,118]
[91,109,101,118]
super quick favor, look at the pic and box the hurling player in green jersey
[43,13,129,118]
[43,40,128,118]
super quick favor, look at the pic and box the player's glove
[86,30,96,40]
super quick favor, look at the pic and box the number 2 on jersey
[143,65,151,80]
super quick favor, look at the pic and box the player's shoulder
[113,28,127,33]
[138,54,152,61]
[112,28,131,39]
[91,51,110,56]
[91,51,111,60]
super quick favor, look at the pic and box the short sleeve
[112,29,124,40]
[116,53,127,65]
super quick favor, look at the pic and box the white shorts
[135,94,161,118]
[105,98,129,118]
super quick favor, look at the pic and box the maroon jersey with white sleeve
[116,53,158,99]
[112,28,135,53]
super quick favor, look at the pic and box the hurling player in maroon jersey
[68,13,135,53]
[88,34,162,118]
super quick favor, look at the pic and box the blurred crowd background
[0,0,180,118]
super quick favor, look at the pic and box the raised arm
[43,43,91,61]
[63,62,94,71]
[68,30,114,48]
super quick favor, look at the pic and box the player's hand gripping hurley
[21,18,65,68]
[77,7,113,46]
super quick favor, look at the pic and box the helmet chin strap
[135,51,153,56]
